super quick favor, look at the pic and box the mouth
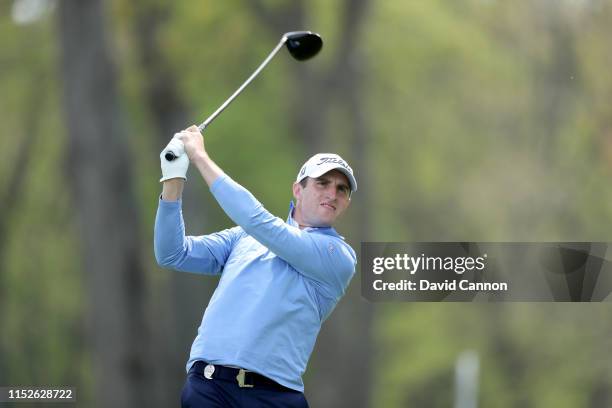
[320,202,336,211]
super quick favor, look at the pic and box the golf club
[165,31,323,161]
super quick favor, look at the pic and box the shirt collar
[286,201,344,239]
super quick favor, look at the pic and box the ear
[292,182,302,202]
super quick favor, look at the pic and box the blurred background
[1,0,612,406]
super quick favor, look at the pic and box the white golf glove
[159,133,189,182]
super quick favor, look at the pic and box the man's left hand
[177,125,206,161]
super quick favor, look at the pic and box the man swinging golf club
[154,125,357,407]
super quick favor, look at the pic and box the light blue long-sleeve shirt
[154,174,356,391]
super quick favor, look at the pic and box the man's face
[292,169,352,227]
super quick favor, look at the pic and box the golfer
[154,125,357,407]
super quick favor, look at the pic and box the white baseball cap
[296,153,357,192]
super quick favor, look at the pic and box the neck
[292,206,310,229]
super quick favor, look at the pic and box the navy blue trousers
[181,364,309,408]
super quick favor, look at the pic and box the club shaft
[198,36,287,131]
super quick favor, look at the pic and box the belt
[191,361,291,391]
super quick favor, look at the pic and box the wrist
[192,151,224,187]
[191,150,209,166]
[161,179,184,201]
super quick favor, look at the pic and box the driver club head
[284,31,323,61]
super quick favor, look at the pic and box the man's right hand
[160,133,190,182]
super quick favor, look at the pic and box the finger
[170,137,184,147]
[187,125,199,132]
[167,138,185,155]
[174,131,188,141]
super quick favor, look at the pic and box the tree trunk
[57,1,157,406]
[127,4,219,404]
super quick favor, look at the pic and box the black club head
[284,31,323,61]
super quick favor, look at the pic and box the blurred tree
[122,2,221,402]
[0,68,45,382]
[1,0,612,406]
[57,0,159,406]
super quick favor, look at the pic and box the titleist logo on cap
[316,157,352,173]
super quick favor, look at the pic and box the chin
[319,217,335,227]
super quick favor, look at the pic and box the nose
[325,184,337,200]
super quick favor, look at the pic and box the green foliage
[1,0,612,406]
